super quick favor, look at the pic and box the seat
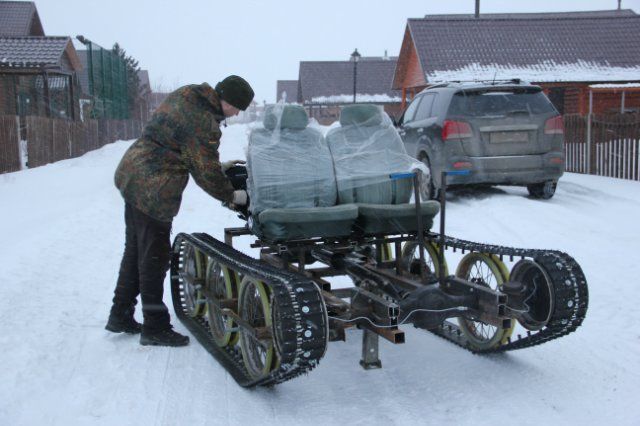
[247,104,358,242]
[325,104,439,235]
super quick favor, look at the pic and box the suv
[396,81,564,199]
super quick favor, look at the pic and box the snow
[1,123,640,425]
[589,83,640,89]
[311,93,402,104]
[427,60,640,84]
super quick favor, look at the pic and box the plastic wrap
[247,104,337,214]
[325,104,428,204]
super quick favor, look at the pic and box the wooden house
[0,1,82,120]
[392,10,640,114]
[297,55,404,124]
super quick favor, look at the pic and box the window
[402,96,422,124]
[448,89,556,117]
[414,93,436,120]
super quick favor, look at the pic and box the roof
[0,1,44,37]
[276,80,298,103]
[400,9,640,85]
[298,58,401,104]
[0,36,82,71]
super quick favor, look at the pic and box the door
[398,95,423,158]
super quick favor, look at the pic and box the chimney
[475,0,480,18]
[384,49,388,60]
[618,0,622,10]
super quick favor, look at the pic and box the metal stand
[359,329,382,369]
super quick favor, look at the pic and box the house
[392,10,640,114]
[276,80,298,103]
[0,1,82,120]
[0,36,83,119]
[0,1,44,37]
[297,54,404,124]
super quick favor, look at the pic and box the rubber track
[170,233,328,387]
[425,232,589,353]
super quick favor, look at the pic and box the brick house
[392,10,640,114]
[297,55,404,124]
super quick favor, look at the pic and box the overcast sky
[35,0,640,103]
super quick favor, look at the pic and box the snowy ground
[1,123,639,425]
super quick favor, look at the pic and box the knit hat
[215,75,254,111]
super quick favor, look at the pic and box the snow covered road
[1,124,639,425]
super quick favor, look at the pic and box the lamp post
[351,48,361,103]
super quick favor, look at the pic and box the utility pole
[618,0,622,10]
[475,0,480,18]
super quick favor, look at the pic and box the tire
[527,181,557,199]
[418,157,438,201]
[456,253,514,350]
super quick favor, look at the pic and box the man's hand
[231,189,248,206]
[221,159,246,173]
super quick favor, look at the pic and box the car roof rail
[430,78,526,86]
[426,82,450,89]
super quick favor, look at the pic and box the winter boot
[140,327,189,347]
[105,304,142,334]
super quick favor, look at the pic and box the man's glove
[221,159,246,173]
[232,190,248,206]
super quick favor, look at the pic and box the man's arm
[181,133,236,204]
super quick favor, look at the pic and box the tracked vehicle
[170,104,588,387]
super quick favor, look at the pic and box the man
[105,75,254,347]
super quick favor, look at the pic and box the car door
[408,93,438,160]
[398,95,423,157]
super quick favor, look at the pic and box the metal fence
[81,40,130,120]
[564,113,640,181]
[0,115,142,172]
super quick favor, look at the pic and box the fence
[564,113,640,181]
[0,115,143,172]
[0,116,20,173]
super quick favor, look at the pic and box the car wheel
[418,158,438,200]
[527,181,557,199]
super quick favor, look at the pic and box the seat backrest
[247,104,337,213]
[326,104,413,204]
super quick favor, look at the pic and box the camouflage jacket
[114,83,235,222]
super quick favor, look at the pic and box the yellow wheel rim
[400,239,449,278]
[456,253,514,350]
[238,277,277,380]
[206,262,239,347]
[182,245,206,318]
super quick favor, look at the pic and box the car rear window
[448,89,557,117]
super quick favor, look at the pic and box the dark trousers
[112,203,172,332]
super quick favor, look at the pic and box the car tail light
[453,161,472,169]
[544,115,564,135]
[442,120,473,141]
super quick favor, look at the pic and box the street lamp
[351,48,361,103]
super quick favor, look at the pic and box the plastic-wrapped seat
[325,104,439,235]
[247,104,358,242]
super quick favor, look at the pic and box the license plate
[490,131,529,143]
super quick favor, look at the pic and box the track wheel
[510,259,555,331]
[181,244,206,317]
[205,261,239,347]
[238,277,278,380]
[456,253,514,350]
[400,239,449,279]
